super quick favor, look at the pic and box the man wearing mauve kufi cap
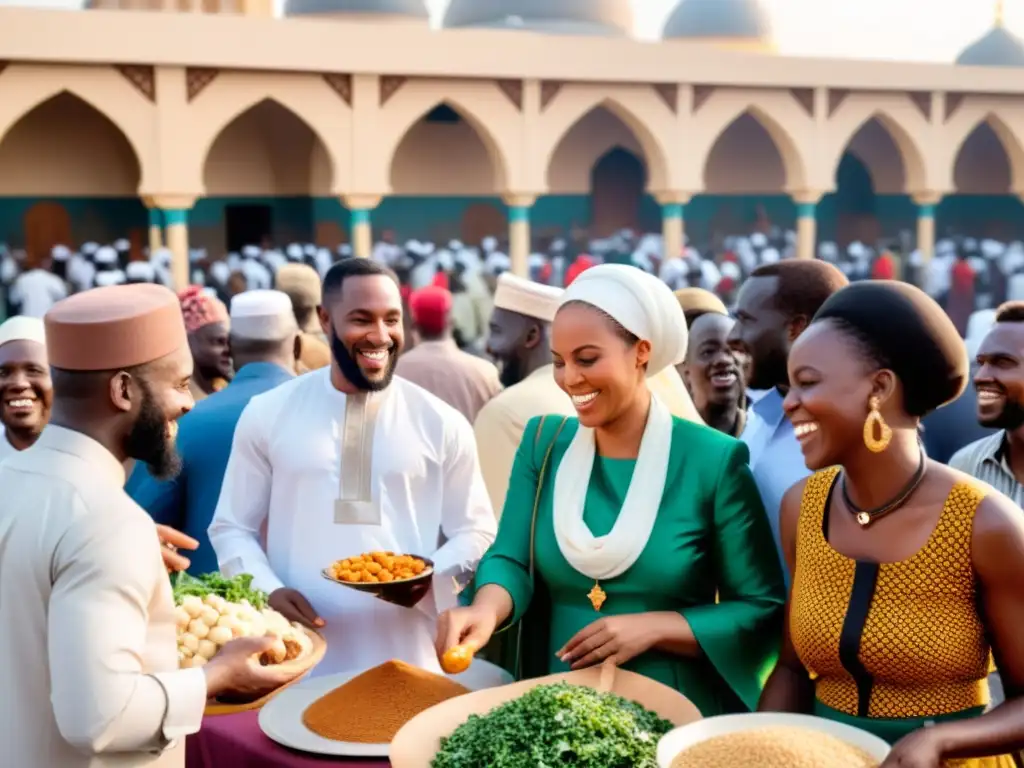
[128,289,300,575]
[0,284,303,768]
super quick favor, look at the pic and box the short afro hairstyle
[750,260,849,322]
[995,301,1024,323]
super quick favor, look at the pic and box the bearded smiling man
[208,258,496,677]
[0,285,302,768]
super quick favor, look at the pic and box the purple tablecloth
[187,710,390,767]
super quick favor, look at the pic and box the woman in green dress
[436,264,786,715]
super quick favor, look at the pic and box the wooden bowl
[389,665,702,768]
[203,628,327,716]
[321,555,435,609]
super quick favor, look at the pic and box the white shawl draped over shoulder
[552,264,698,581]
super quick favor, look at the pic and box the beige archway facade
[2,7,1024,283]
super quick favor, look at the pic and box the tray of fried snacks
[322,551,434,608]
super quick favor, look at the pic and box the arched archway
[697,111,794,243]
[949,119,1024,239]
[199,98,333,252]
[382,103,505,241]
[0,92,142,263]
[545,106,659,239]
[827,117,915,245]
[704,112,792,194]
[388,104,500,195]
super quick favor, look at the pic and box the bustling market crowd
[1,217,1024,768]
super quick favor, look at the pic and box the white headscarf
[551,264,697,582]
[560,264,687,377]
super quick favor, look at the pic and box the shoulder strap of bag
[511,415,568,679]
[528,416,568,580]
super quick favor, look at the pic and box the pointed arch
[0,91,141,196]
[187,72,350,195]
[949,113,1024,193]
[384,98,511,193]
[701,107,807,193]
[196,98,338,192]
[539,90,672,191]
[200,98,335,196]
[0,84,147,190]
[688,92,811,193]
[381,86,515,193]
[825,101,929,192]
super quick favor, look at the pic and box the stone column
[503,194,535,277]
[144,196,195,290]
[792,192,822,259]
[654,192,691,260]
[147,207,164,254]
[913,194,941,264]
[342,195,381,259]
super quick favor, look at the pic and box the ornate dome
[442,0,633,37]
[283,0,429,19]
[956,26,1024,67]
[662,0,774,50]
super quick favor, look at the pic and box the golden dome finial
[996,0,1006,28]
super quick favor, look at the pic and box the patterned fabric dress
[790,467,1019,767]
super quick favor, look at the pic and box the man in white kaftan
[0,285,299,768]
[209,258,496,677]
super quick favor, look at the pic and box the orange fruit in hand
[441,644,475,675]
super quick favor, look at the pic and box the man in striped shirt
[949,300,1024,707]
[950,301,1024,508]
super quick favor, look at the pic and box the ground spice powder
[302,659,470,743]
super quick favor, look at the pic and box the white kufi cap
[493,273,563,322]
[229,289,298,341]
[0,315,46,348]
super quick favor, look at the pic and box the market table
[187,711,390,767]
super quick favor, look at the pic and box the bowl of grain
[657,713,891,768]
[322,552,434,608]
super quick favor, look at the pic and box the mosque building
[0,0,1022,286]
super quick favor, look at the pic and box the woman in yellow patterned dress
[758,281,1024,767]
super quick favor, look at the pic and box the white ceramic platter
[657,712,891,767]
[258,659,513,757]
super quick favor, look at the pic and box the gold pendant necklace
[588,581,607,612]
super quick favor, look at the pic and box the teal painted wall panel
[0,197,147,247]
[3,193,1023,251]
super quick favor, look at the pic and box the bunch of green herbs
[431,682,673,768]
[171,572,268,609]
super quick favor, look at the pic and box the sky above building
[0,0,1011,64]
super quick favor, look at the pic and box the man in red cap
[396,284,501,423]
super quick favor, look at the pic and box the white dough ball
[188,619,210,640]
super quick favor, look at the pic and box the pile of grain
[670,726,879,767]
[302,659,469,744]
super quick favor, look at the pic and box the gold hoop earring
[863,395,892,453]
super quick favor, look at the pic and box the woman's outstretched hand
[436,604,498,663]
